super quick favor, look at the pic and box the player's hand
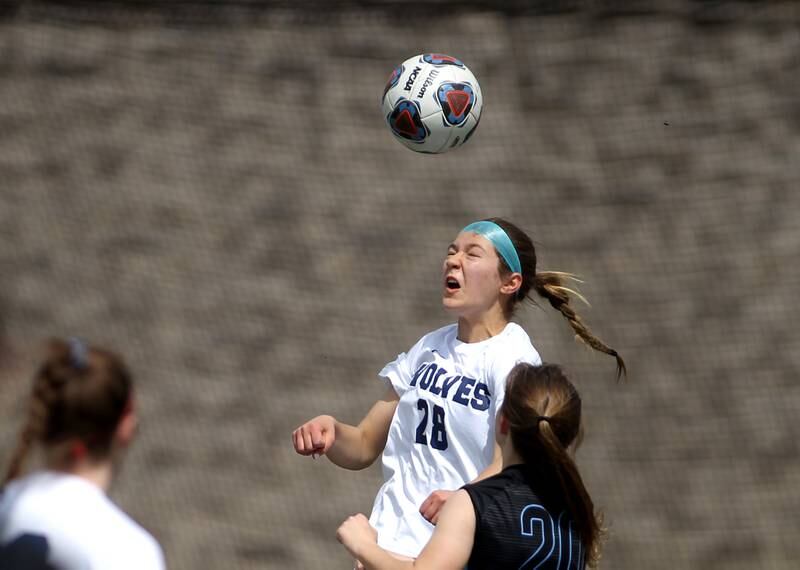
[336,513,378,560]
[292,415,336,457]
[419,489,454,524]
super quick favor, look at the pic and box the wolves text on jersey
[409,362,491,411]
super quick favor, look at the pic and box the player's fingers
[302,428,315,454]
[337,516,359,540]
[425,494,446,521]
[335,523,345,543]
[312,420,335,454]
[293,429,306,453]
[419,495,432,514]
[294,427,318,456]
[309,423,326,449]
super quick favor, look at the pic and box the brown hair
[502,362,603,567]
[486,217,626,380]
[3,338,132,485]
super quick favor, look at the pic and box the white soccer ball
[381,53,483,154]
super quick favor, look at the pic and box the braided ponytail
[484,217,626,380]
[4,341,72,484]
[533,272,626,380]
[4,398,47,484]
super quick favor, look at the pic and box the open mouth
[445,277,461,291]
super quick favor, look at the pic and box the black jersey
[462,464,585,570]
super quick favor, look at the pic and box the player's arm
[338,490,475,570]
[292,386,399,470]
[327,388,399,469]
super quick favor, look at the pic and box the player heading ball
[293,217,624,562]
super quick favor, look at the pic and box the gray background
[1,1,798,568]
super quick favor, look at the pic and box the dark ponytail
[502,363,604,567]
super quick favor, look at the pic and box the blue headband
[462,221,522,274]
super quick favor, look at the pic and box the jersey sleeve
[150,542,166,570]
[109,533,165,570]
[378,336,424,398]
[378,353,410,397]
[140,538,166,570]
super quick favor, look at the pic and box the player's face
[442,231,505,318]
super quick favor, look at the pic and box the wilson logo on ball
[382,64,404,102]
[436,83,475,126]
[422,53,465,67]
[388,99,428,142]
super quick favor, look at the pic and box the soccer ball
[381,53,483,154]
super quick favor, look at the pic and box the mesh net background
[0,1,798,568]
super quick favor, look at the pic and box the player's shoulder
[0,476,22,512]
[488,323,540,364]
[0,473,164,569]
[96,527,164,569]
[92,493,159,544]
[84,496,164,568]
[500,322,534,347]
[38,474,161,566]
[0,472,84,526]
[439,488,476,523]
[461,471,509,517]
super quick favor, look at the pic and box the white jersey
[369,322,541,557]
[0,471,165,570]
